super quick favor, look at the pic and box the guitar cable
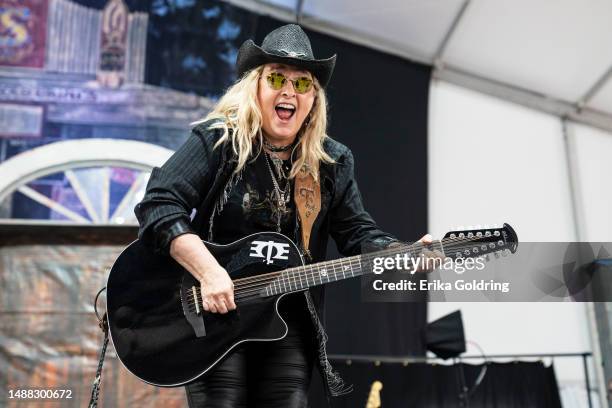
[458,340,488,406]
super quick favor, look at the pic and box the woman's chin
[268,124,299,140]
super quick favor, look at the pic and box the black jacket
[134,119,398,396]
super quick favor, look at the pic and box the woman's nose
[281,80,296,97]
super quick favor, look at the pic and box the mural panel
[0,0,255,222]
[0,0,48,68]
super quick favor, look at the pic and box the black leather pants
[185,295,315,408]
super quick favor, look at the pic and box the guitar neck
[262,241,441,297]
[260,223,518,297]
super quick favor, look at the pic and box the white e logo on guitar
[250,240,290,265]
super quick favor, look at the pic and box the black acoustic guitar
[106,224,517,387]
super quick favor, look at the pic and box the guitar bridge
[192,286,200,315]
[180,277,207,338]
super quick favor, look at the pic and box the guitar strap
[293,167,321,259]
[88,287,109,408]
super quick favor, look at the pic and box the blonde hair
[193,65,334,181]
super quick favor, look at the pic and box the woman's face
[258,63,315,143]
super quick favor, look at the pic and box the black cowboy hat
[236,24,337,88]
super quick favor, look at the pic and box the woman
[135,24,433,407]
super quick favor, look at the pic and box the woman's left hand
[416,234,445,273]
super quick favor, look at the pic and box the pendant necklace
[264,151,291,232]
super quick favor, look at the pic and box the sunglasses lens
[267,72,286,90]
[294,77,313,93]
[266,72,313,93]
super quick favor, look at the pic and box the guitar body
[106,232,304,387]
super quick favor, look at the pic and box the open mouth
[275,103,296,121]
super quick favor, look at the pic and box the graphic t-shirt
[213,150,310,325]
[213,151,296,244]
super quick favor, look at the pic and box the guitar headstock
[442,223,518,260]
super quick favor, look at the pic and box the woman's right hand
[198,264,236,314]
[169,233,237,314]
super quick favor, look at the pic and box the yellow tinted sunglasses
[265,72,313,94]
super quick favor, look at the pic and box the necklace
[268,151,289,181]
[264,152,291,232]
[263,137,296,152]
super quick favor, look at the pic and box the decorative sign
[97,0,128,88]
[0,0,48,68]
[0,102,43,138]
[0,84,98,103]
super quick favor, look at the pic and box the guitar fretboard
[262,241,444,297]
[264,255,362,296]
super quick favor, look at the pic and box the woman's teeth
[275,103,296,120]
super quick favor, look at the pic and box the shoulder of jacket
[323,136,352,162]
[191,118,228,146]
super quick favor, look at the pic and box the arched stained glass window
[0,139,173,225]
[3,166,150,224]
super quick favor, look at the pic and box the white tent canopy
[224,0,612,133]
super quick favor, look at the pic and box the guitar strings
[187,236,509,305]
[186,237,508,306]
[186,234,512,306]
[228,244,505,303]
